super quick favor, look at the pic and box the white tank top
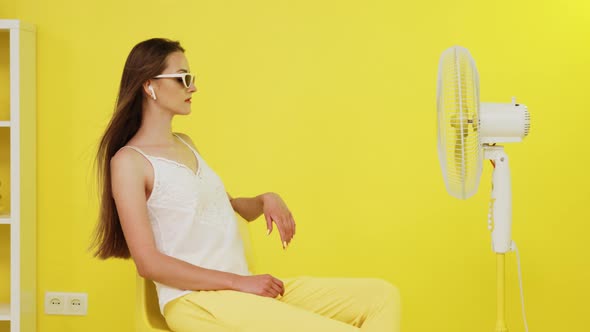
[122,133,251,315]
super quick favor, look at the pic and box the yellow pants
[163,276,401,332]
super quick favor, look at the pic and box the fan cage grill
[437,46,483,199]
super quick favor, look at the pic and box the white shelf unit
[0,20,37,332]
[0,304,10,321]
[0,303,8,320]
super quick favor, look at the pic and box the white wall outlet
[66,293,88,315]
[45,292,88,316]
[45,292,65,314]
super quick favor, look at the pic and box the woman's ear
[143,81,157,100]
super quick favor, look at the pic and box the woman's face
[149,51,197,115]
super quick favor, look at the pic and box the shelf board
[0,19,36,32]
[0,212,10,224]
[0,121,10,127]
[0,303,9,321]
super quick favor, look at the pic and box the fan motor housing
[480,102,530,144]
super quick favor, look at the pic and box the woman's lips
[185,98,191,103]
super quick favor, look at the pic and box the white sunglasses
[153,72,196,88]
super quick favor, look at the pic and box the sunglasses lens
[185,74,194,88]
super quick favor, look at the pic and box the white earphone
[148,85,157,100]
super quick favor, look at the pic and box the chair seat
[136,274,171,332]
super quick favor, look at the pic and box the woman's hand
[262,192,296,249]
[232,274,285,298]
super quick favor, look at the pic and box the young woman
[91,38,400,332]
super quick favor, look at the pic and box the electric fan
[437,46,530,332]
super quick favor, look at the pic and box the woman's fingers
[288,214,295,243]
[268,280,283,297]
[272,277,285,296]
[292,219,296,238]
[262,289,277,298]
[267,276,284,297]
[274,217,288,249]
[265,214,273,235]
[286,215,295,244]
[273,215,296,249]
[281,217,292,243]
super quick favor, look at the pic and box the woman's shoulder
[111,145,148,171]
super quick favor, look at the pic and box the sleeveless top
[121,133,251,315]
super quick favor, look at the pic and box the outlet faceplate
[45,292,88,316]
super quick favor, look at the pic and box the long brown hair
[90,38,185,259]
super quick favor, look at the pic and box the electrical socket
[45,293,65,314]
[66,293,88,315]
[45,292,88,316]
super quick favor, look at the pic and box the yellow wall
[1,0,589,331]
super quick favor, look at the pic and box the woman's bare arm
[228,193,266,222]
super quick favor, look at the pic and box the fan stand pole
[486,146,513,332]
[496,253,508,332]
